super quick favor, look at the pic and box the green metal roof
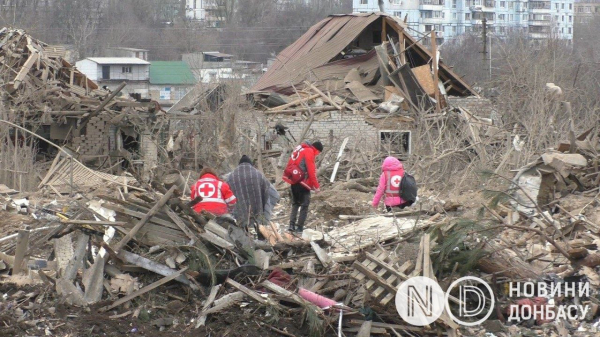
[149,61,196,85]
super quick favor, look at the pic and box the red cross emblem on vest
[199,183,216,197]
[391,175,402,188]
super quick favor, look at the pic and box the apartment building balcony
[471,19,494,25]
[528,1,551,13]
[421,17,446,24]
[482,1,496,11]
[420,0,445,10]
[529,20,552,26]
[529,32,550,39]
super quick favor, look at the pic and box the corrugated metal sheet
[252,13,380,93]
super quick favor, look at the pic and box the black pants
[386,204,407,212]
[289,184,311,229]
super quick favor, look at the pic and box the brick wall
[269,111,380,150]
[72,114,113,158]
[447,96,500,123]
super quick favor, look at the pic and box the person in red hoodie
[191,167,236,216]
[286,141,323,233]
[372,156,406,212]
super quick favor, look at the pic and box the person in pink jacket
[372,156,406,212]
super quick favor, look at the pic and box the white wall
[97,64,149,81]
[75,59,99,81]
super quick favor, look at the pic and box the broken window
[379,131,411,155]
[122,66,132,73]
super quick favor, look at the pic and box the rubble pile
[1,14,600,337]
[0,28,163,170]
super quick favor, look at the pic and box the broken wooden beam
[113,185,177,253]
[99,267,188,312]
[12,229,30,275]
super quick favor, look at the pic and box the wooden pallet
[351,246,412,307]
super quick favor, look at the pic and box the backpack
[282,163,305,185]
[399,173,418,206]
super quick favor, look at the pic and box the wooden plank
[267,93,320,111]
[356,320,372,337]
[310,242,335,269]
[226,278,269,305]
[12,229,30,275]
[199,231,235,249]
[304,81,342,110]
[201,292,245,316]
[351,249,388,281]
[204,220,232,241]
[99,267,188,312]
[163,206,200,244]
[195,284,221,328]
[352,261,397,295]
[365,252,409,281]
[113,185,176,253]
[118,250,191,286]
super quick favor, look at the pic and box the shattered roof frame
[251,12,476,97]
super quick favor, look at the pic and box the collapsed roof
[251,12,475,97]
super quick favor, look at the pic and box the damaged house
[0,29,165,191]
[249,12,494,160]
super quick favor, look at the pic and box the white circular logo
[198,183,216,198]
[293,169,299,174]
[444,276,495,327]
[396,276,445,326]
[391,175,402,188]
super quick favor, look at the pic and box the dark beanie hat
[312,141,323,152]
[239,155,252,165]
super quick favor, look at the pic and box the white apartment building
[185,0,226,27]
[353,0,574,42]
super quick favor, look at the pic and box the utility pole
[482,17,488,62]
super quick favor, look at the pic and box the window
[569,4,572,10]
[452,0,457,8]
[568,27,572,34]
[393,0,401,3]
[122,66,132,73]
[555,4,558,9]
[500,1,505,7]
[562,15,564,21]
[452,26,457,33]
[394,11,402,17]
[425,24,433,31]
[561,3,564,9]
[466,13,471,20]
[509,2,513,9]
[380,131,411,155]
[569,15,572,22]
[498,14,505,20]
[453,12,457,19]
[360,0,368,4]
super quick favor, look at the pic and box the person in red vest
[191,167,236,216]
[284,140,323,233]
[372,156,406,212]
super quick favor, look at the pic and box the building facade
[353,0,574,41]
[75,57,150,98]
[185,0,227,27]
[149,61,197,108]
